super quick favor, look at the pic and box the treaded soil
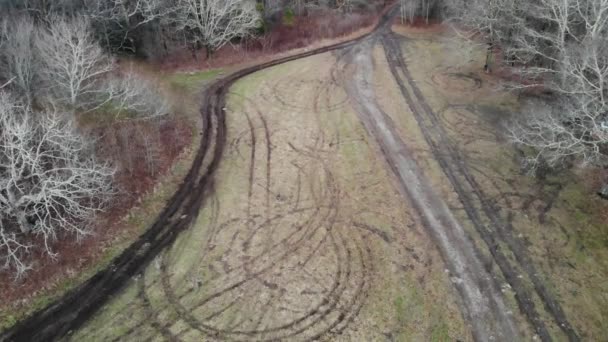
[0,6,398,342]
[379,32,579,342]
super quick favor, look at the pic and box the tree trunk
[6,189,32,233]
[206,45,213,59]
[190,46,198,61]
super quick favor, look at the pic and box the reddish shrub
[0,115,192,316]
[158,10,381,72]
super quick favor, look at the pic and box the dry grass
[0,10,389,330]
[384,25,608,340]
[72,52,470,342]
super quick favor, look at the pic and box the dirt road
[341,37,518,341]
[378,31,579,341]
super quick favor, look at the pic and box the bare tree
[173,0,261,57]
[445,0,526,52]
[446,0,608,171]
[508,98,606,168]
[85,0,178,54]
[399,0,440,23]
[36,15,115,111]
[0,93,114,278]
[99,71,170,119]
[505,0,608,169]
[0,16,38,105]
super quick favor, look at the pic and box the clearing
[5,10,608,342]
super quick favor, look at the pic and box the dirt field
[69,52,470,341]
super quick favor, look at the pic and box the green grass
[168,69,224,90]
[394,296,408,326]
[430,321,451,342]
[77,102,141,126]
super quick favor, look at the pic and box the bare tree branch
[0,92,114,279]
[447,0,608,169]
[93,70,170,119]
[0,15,38,105]
[172,0,261,56]
[36,15,115,111]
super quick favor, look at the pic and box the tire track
[0,6,399,338]
[147,46,378,341]
[381,31,579,341]
[342,37,519,341]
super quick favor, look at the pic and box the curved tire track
[0,7,397,342]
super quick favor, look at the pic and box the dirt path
[2,7,588,342]
[341,37,518,341]
[337,20,582,341]
[381,31,580,341]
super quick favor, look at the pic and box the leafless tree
[446,0,608,170]
[0,78,15,90]
[173,0,261,57]
[0,16,38,105]
[399,0,440,23]
[445,0,524,41]
[140,124,161,175]
[504,0,608,169]
[98,71,170,119]
[36,15,115,111]
[0,93,114,278]
[85,0,178,53]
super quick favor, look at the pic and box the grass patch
[430,321,451,342]
[167,69,224,90]
[77,102,141,126]
[394,296,408,326]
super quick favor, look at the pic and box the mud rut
[382,35,580,341]
[371,30,579,341]
[0,9,400,342]
[72,52,381,341]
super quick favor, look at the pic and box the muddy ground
[69,48,470,341]
[372,25,608,341]
[5,10,608,342]
[72,24,608,340]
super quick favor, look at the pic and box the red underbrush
[159,10,381,72]
[0,115,192,321]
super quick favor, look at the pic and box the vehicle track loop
[0,6,398,342]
